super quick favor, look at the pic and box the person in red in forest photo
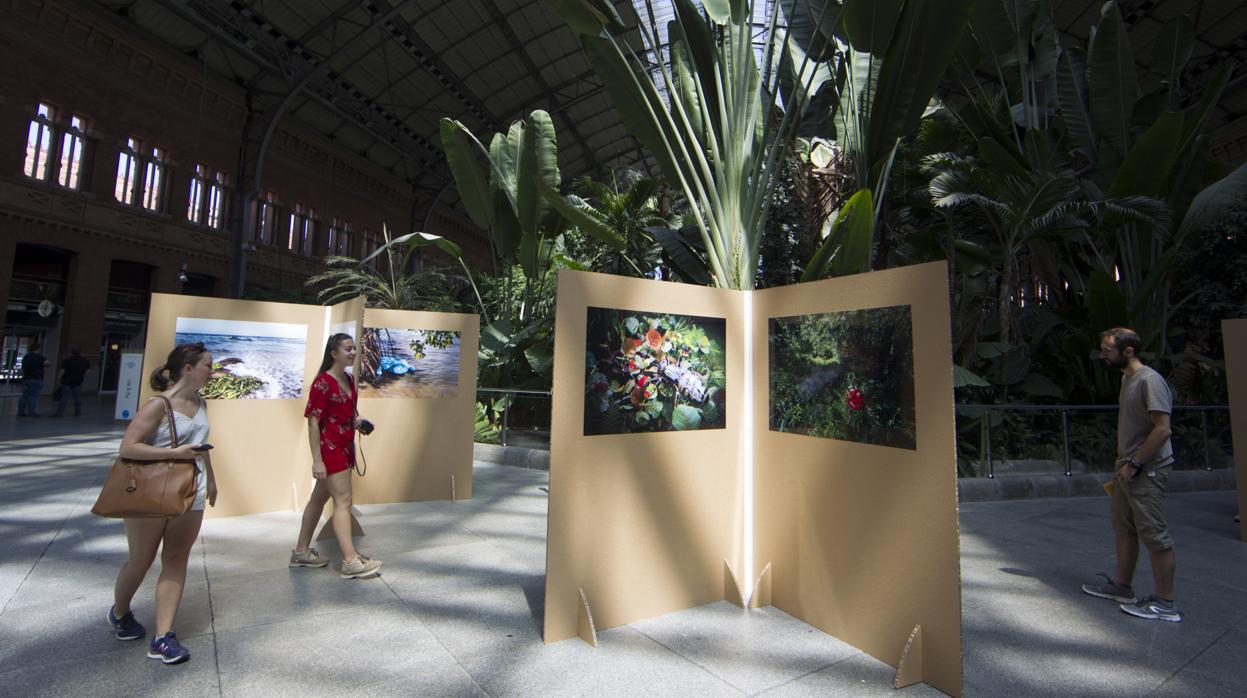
[288,333,381,579]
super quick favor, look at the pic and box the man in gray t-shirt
[1081,328,1182,621]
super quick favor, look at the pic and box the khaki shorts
[1111,468,1173,551]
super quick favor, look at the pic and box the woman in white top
[109,342,218,665]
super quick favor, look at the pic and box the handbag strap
[154,395,181,448]
[354,431,367,477]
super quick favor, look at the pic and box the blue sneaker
[147,632,191,664]
[108,606,146,641]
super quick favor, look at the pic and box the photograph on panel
[584,306,726,435]
[768,305,916,449]
[358,326,461,398]
[174,317,308,399]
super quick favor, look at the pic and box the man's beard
[1103,355,1129,370]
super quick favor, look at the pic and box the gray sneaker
[289,548,329,568]
[1081,573,1138,604]
[340,555,382,579]
[1120,596,1183,622]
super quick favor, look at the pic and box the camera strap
[354,432,367,477]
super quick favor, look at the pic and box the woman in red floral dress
[289,333,381,578]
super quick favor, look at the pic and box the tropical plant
[307,224,478,313]
[550,0,967,288]
[559,170,669,278]
[891,0,1245,402]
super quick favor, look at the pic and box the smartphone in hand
[192,443,214,452]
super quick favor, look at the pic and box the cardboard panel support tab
[749,563,773,609]
[894,625,924,689]
[724,560,747,608]
[577,589,598,648]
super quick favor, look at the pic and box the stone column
[0,234,16,336]
[60,249,112,380]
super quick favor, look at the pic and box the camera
[357,418,375,436]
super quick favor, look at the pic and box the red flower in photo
[646,328,665,350]
[623,336,643,355]
[846,387,865,411]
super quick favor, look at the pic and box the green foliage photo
[769,305,916,449]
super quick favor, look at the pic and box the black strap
[354,431,367,477]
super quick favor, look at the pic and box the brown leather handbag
[91,396,200,518]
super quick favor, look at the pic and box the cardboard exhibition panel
[349,308,479,504]
[544,270,746,643]
[544,263,961,694]
[753,262,961,696]
[142,294,328,518]
[1223,319,1247,542]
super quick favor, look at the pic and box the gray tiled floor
[0,409,1243,696]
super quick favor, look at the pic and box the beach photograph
[768,305,916,449]
[358,326,460,398]
[174,317,308,400]
[584,307,726,435]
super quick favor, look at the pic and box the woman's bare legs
[324,470,359,561]
[154,510,203,635]
[294,479,331,552]
[114,518,167,615]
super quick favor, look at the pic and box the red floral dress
[305,372,357,475]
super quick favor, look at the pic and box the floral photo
[358,327,460,398]
[584,307,726,435]
[768,305,916,449]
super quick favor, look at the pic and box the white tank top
[144,396,210,511]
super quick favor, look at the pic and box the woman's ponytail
[150,342,209,391]
[149,366,173,391]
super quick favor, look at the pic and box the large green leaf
[1175,62,1230,159]
[490,129,520,209]
[1148,15,1194,104]
[1173,163,1247,246]
[539,184,626,250]
[439,119,494,233]
[866,0,973,179]
[700,0,731,24]
[359,231,462,266]
[516,110,560,236]
[779,0,840,61]
[1088,2,1139,158]
[953,364,991,388]
[840,0,903,53]
[543,0,624,34]
[669,29,707,149]
[672,404,702,430]
[1108,111,1183,198]
[800,188,873,281]
[648,225,712,285]
[492,188,522,258]
[1056,49,1096,161]
[580,35,684,187]
[671,0,723,137]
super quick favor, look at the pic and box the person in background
[1081,327,1182,622]
[289,333,381,579]
[17,344,46,417]
[54,348,91,417]
[110,342,218,664]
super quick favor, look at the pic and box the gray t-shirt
[1117,365,1174,470]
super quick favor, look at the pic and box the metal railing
[469,393,1235,478]
[958,404,1233,478]
[476,388,553,447]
